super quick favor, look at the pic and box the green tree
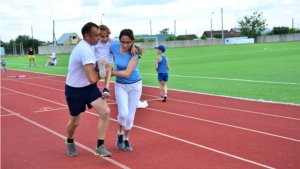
[273,26,289,35]
[159,28,169,35]
[238,11,267,38]
[201,34,207,40]
[176,36,186,40]
[213,34,222,39]
[134,37,144,42]
[147,38,154,42]
[165,36,175,41]
[4,35,41,54]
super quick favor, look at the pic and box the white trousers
[115,80,142,130]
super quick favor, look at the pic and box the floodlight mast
[210,12,214,45]
[101,13,104,25]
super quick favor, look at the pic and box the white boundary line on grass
[141,73,300,85]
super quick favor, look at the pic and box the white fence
[38,33,300,55]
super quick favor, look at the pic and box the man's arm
[84,63,100,84]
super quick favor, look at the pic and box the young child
[94,25,119,98]
[1,58,6,72]
[155,45,169,102]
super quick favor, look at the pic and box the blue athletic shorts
[65,83,102,116]
[158,73,168,82]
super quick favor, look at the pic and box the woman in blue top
[111,29,143,152]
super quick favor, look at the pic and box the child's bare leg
[163,81,168,95]
[159,81,164,99]
[104,64,112,89]
[102,64,112,99]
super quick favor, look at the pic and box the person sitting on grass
[45,51,58,66]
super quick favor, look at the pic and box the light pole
[210,12,214,45]
[101,13,104,25]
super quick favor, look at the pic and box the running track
[1,70,299,169]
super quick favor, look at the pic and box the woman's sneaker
[124,140,133,151]
[116,134,125,149]
[97,57,107,78]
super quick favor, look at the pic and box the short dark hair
[81,22,99,38]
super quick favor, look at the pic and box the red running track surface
[1,70,299,169]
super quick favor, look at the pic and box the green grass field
[2,41,300,105]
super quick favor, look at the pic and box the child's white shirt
[94,38,119,65]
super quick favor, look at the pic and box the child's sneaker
[97,57,107,78]
[102,87,110,98]
[162,95,167,102]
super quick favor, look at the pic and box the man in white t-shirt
[64,22,112,157]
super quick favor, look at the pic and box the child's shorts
[158,73,168,82]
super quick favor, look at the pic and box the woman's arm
[112,57,139,78]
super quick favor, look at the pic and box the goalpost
[135,36,158,48]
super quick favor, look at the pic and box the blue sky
[0,0,299,42]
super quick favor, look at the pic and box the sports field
[2,41,300,105]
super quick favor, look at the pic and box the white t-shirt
[94,38,119,65]
[51,52,56,60]
[66,40,96,87]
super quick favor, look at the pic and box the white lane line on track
[34,107,69,113]
[0,87,289,168]
[4,78,299,121]
[1,113,21,117]
[1,106,131,169]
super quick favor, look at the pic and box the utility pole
[53,20,55,46]
[101,13,104,25]
[211,12,214,45]
[221,8,224,42]
[150,20,152,35]
[174,20,176,36]
[31,26,34,49]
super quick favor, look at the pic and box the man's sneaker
[102,87,110,98]
[94,145,112,157]
[97,57,107,78]
[162,95,167,102]
[124,140,133,152]
[116,134,125,149]
[65,141,78,157]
